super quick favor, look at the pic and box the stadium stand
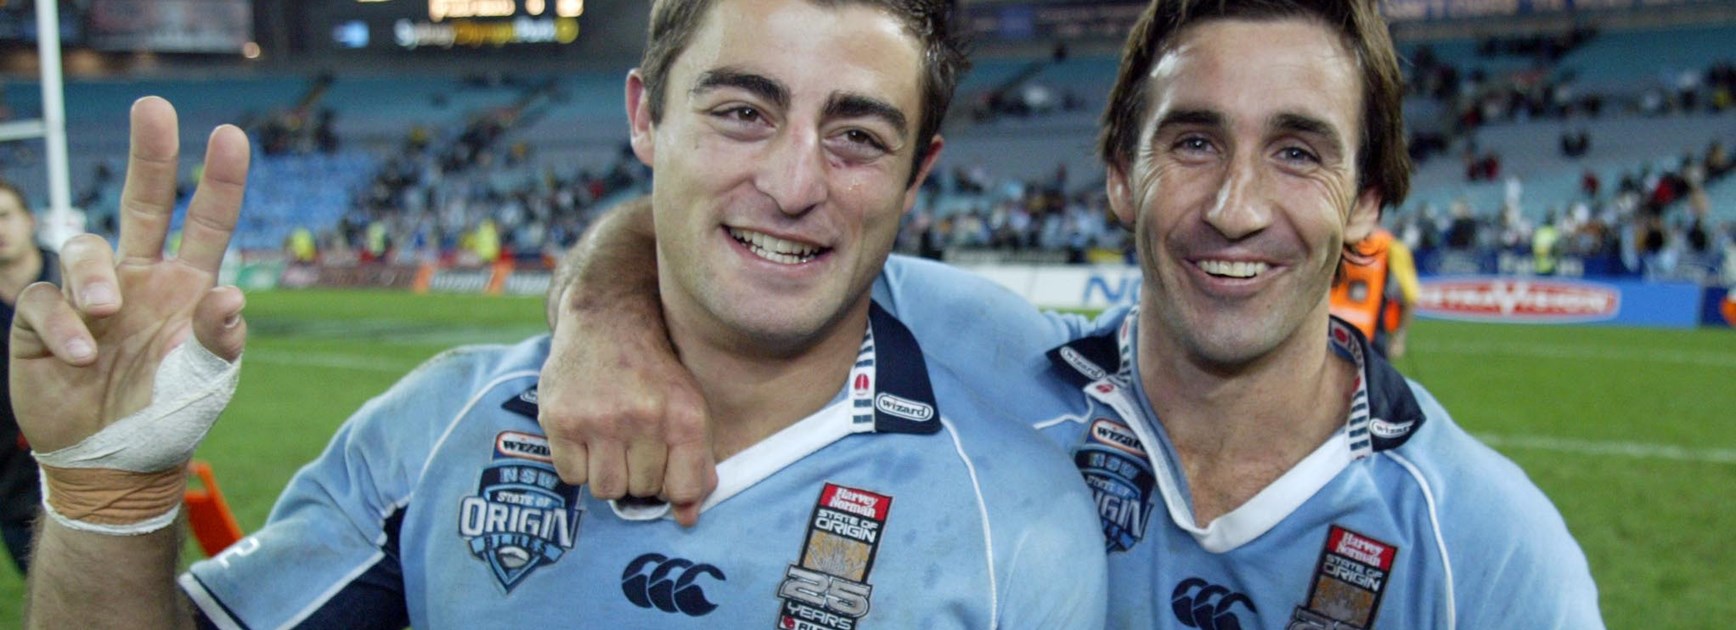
[0,21,1723,286]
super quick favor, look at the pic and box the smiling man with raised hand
[14,1,1106,628]
[541,0,1604,627]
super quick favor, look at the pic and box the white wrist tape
[34,340,242,535]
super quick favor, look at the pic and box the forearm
[546,196,660,331]
[538,194,713,510]
[27,518,192,629]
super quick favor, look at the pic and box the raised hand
[10,96,248,461]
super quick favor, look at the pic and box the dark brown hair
[639,0,969,176]
[1097,0,1410,211]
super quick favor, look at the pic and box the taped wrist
[38,466,186,535]
[33,341,241,535]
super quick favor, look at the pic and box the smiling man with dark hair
[13,1,1104,628]
[540,0,1604,627]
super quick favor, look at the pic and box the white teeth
[729,228,822,264]
[1197,260,1269,278]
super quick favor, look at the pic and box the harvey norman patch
[1290,525,1398,629]
[1076,418,1155,552]
[458,435,584,592]
[776,483,891,630]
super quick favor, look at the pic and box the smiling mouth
[1196,259,1270,279]
[728,227,825,265]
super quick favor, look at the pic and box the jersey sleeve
[1445,497,1604,628]
[872,254,1091,368]
[180,349,494,629]
[994,477,1109,629]
[1405,386,1605,629]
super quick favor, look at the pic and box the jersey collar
[1045,307,1426,552]
[509,302,944,520]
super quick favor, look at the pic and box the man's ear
[1345,187,1382,244]
[625,69,656,167]
[901,135,945,212]
[1104,161,1136,227]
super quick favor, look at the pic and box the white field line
[1476,433,1736,465]
[1413,339,1736,369]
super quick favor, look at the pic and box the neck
[1135,297,1355,522]
[666,299,870,464]
[0,248,42,305]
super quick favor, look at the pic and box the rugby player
[539,0,1606,626]
[12,1,1106,627]
[0,180,57,573]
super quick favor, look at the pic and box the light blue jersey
[181,304,1107,629]
[871,255,1604,629]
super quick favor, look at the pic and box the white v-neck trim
[1176,430,1355,552]
[1099,308,1371,553]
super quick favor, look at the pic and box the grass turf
[1,289,1729,628]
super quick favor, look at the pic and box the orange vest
[1330,230,1402,343]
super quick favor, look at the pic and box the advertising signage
[320,0,584,51]
[87,0,251,53]
[964,0,1731,42]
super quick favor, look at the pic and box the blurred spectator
[1330,228,1420,359]
[1560,127,1590,158]
[0,180,53,574]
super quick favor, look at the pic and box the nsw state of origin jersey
[181,304,1106,629]
[870,255,1604,630]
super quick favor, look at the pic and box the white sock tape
[34,340,241,472]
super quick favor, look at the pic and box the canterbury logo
[1172,577,1258,630]
[621,553,726,616]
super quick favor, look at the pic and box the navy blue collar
[1045,312,1425,452]
[508,302,942,436]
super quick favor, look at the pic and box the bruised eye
[842,129,887,152]
[827,128,892,162]
[714,106,764,124]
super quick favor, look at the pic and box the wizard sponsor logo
[1059,346,1108,381]
[873,393,933,422]
[495,431,554,463]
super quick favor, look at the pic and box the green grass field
[2,288,1731,627]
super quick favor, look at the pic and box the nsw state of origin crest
[458,432,584,592]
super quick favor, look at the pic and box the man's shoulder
[401,335,548,386]
[923,360,1088,491]
[1377,381,1591,562]
[1377,381,1604,626]
[343,335,550,435]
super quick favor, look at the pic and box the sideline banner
[1415,277,1702,328]
[958,264,1711,329]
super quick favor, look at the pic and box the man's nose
[756,127,828,215]
[1204,154,1274,240]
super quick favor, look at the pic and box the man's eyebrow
[690,68,789,111]
[823,92,909,139]
[1153,109,1225,134]
[1271,112,1344,149]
